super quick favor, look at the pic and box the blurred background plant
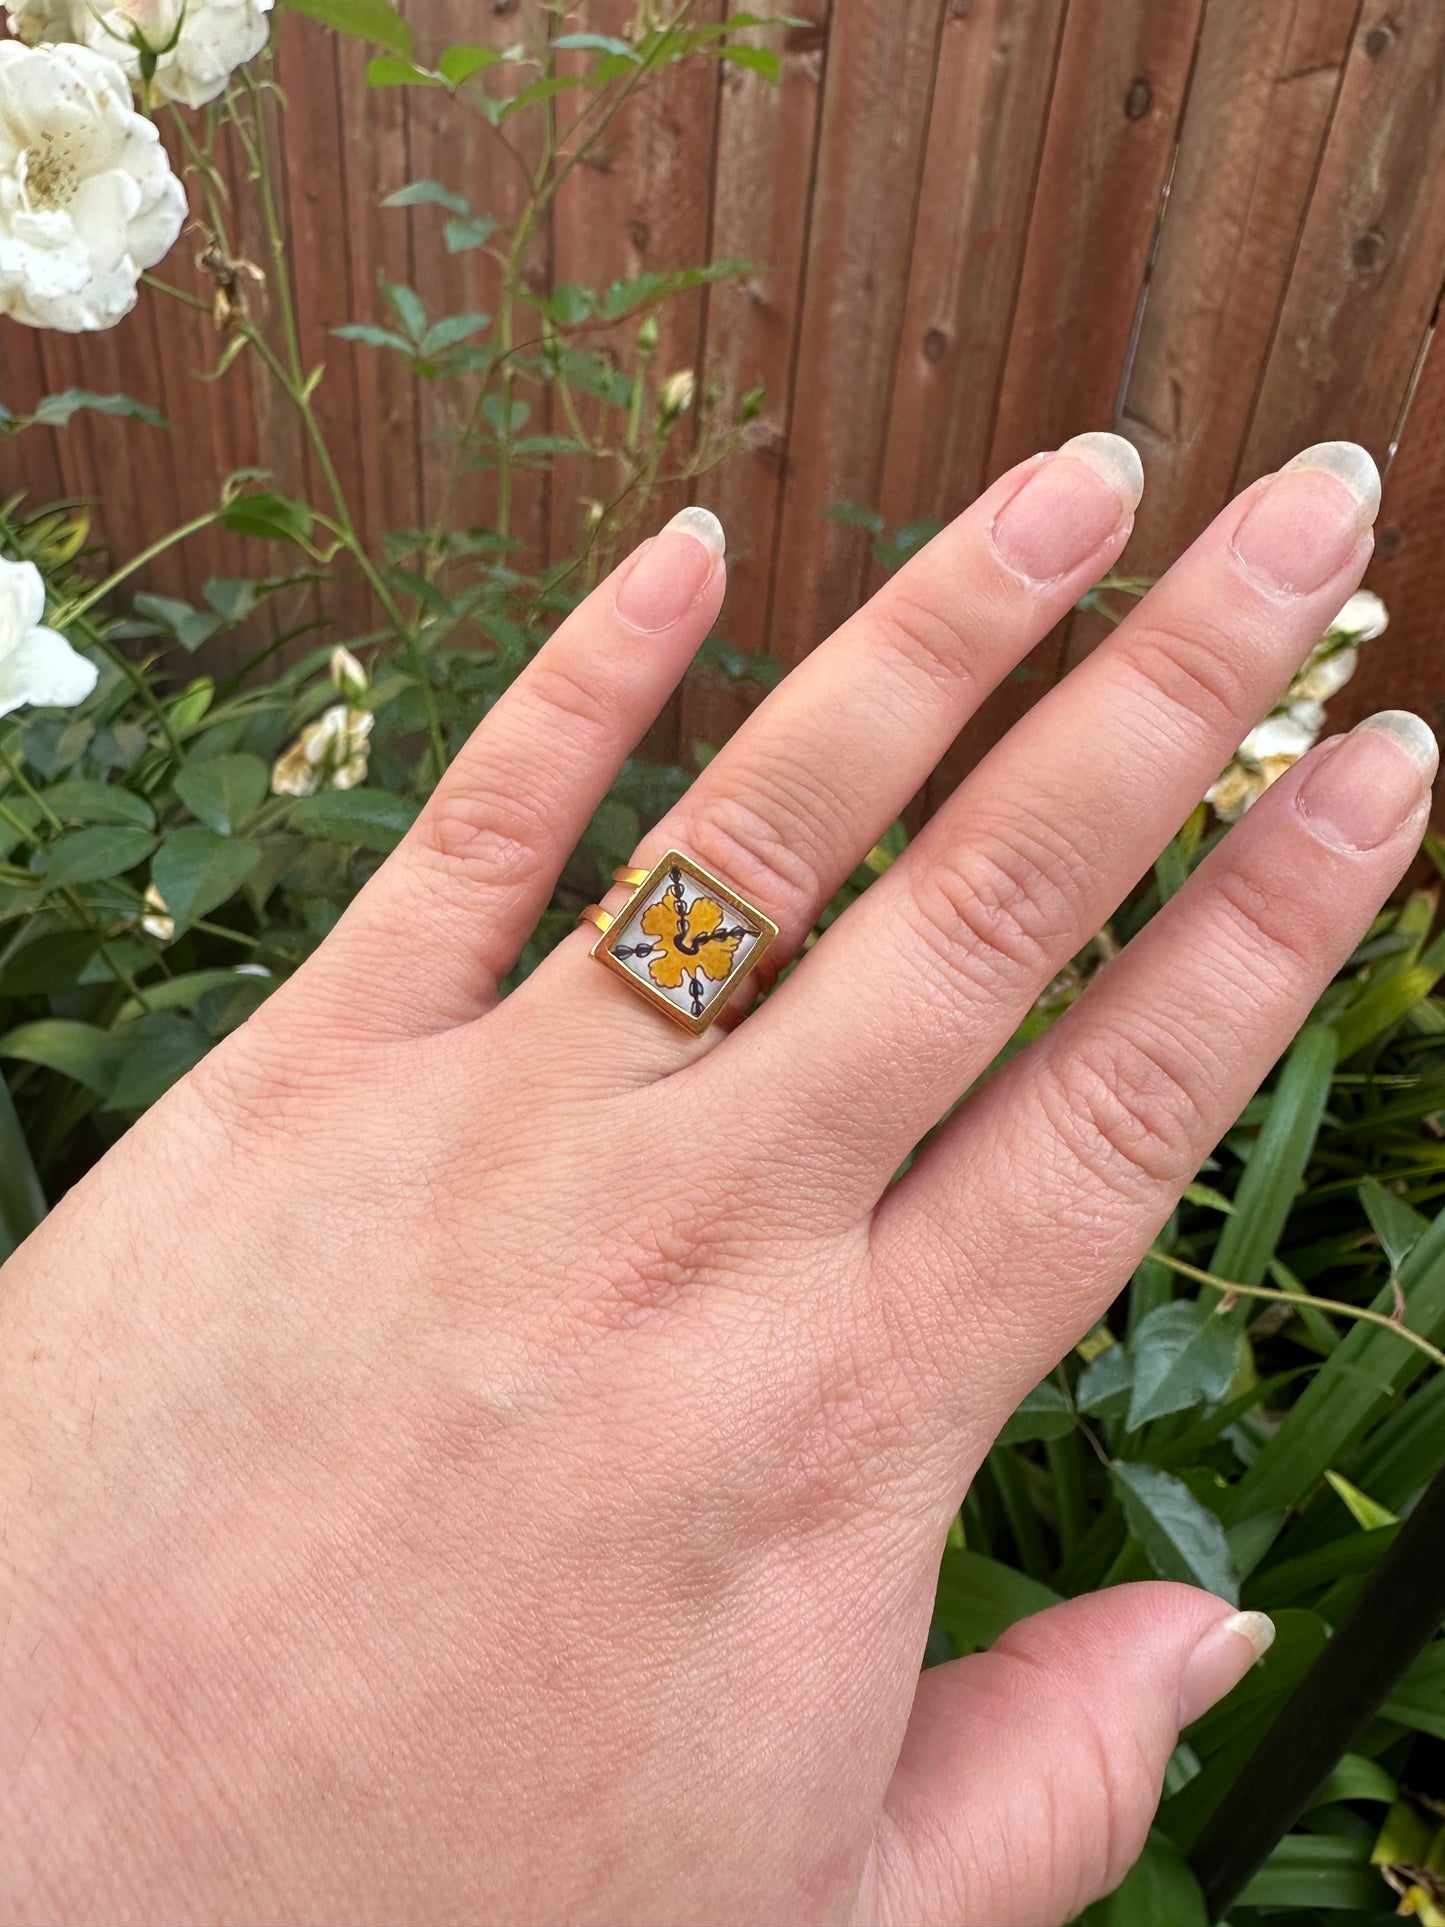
[1,4,1443,1922]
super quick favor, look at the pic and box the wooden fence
[4,0,1445,819]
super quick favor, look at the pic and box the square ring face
[591,850,779,1033]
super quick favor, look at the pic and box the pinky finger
[309,509,727,1034]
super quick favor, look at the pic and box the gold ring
[580,849,778,1034]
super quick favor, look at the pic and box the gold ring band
[580,849,778,1034]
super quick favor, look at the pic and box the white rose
[1237,713,1319,764]
[1290,643,1359,708]
[271,703,374,797]
[1326,589,1389,644]
[0,40,186,331]
[4,0,272,109]
[0,552,98,717]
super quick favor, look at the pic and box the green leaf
[42,780,155,830]
[1381,1639,1445,1739]
[1077,1342,1133,1415]
[383,280,427,343]
[1333,961,1445,1062]
[1308,1752,1397,1809]
[0,1019,123,1095]
[132,590,225,652]
[933,1545,1060,1654]
[1111,1461,1239,1602]
[712,41,781,80]
[23,388,170,431]
[1323,1469,1399,1532]
[103,1012,211,1112]
[174,754,270,836]
[220,491,315,550]
[1209,1027,1335,1300]
[364,53,438,85]
[1126,1301,1240,1428]
[1080,1831,1207,1927]
[39,824,156,891]
[288,787,420,853]
[1237,1832,1382,1912]
[1229,1207,1445,1524]
[284,0,411,55]
[151,829,263,931]
[436,42,500,83]
[552,31,638,58]
[116,969,266,1023]
[333,322,415,353]
[996,1378,1075,1445]
[381,179,469,213]
[443,215,501,254]
[0,1070,45,1260]
[1360,1176,1428,1277]
[419,312,490,356]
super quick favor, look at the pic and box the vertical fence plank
[765,0,947,670]
[548,0,726,765]
[877,0,1067,537]
[1110,0,1361,596]
[1238,1,1445,479]
[926,0,1205,811]
[681,1,829,762]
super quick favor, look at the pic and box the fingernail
[614,507,725,633]
[990,432,1142,583]
[1179,1611,1275,1727]
[1295,710,1439,852]
[1231,441,1380,596]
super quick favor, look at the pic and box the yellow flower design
[640,894,742,989]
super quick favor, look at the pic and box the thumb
[862,1582,1274,1927]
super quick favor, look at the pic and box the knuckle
[869,583,980,692]
[1206,866,1316,977]
[522,655,623,737]
[904,820,1077,1000]
[1113,616,1256,743]
[675,774,833,928]
[410,780,550,892]
[1038,1028,1203,1199]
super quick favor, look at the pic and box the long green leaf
[1229,1206,1445,1524]
[1209,1028,1334,1305]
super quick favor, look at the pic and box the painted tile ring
[580,850,780,1034]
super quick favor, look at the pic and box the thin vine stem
[1148,1248,1445,1369]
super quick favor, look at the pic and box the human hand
[1,435,1432,1926]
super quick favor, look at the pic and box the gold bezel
[589,849,779,1034]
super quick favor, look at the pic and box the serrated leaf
[419,312,490,355]
[286,0,411,55]
[383,280,427,342]
[1112,1460,1239,1602]
[1126,1301,1240,1428]
[174,754,270,837]
[1077,1343,1133,1414]
[151,829,263,930]
[289,788,420,853]
[39,825,156,891]
[42,780,155,830]
[220,491,315,549]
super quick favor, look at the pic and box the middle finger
[727,440,1380,1197]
